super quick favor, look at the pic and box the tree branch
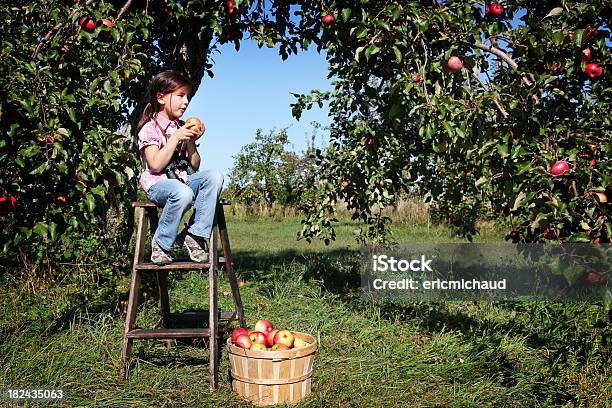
[474,42,517,69]
[117,0,133,19]
[471,71,509,119]
[31,0,95,60]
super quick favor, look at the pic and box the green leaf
[475,176,488,187]
[33,222,48,238]
[355,46,365,62]
[85,194,96,212]
[68,108,77,124]
[364,44,379,61]
[392,46,402,63]
[342,8,351,22]
[48,222,57,242]
[545,7,563,18]
[512,191,527,211]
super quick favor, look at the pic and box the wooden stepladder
[120,199,246,390]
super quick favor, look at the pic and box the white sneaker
[184,232,209,262]
[151,240,172,265]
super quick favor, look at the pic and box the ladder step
[126,328,211,339]
[136,257,227,270]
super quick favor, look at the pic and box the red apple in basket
[249,331,267,346]
[233,334,252,349]
[267,329,279,346]
[273,330,294,348]
[231,327,249,343]
[250,343,267,351]
[271,344,291,351]
[254,319,274,334]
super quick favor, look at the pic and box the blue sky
[185,40,332,176]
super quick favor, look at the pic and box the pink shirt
[138,114,189,192]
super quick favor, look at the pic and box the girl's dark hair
[135,70,192,138]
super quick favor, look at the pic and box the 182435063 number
[1,388,66,401]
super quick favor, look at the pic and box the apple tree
[288,0,610,246]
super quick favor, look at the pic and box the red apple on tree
[487,3,503,16]
[586,26,600,39]
[233,334,252,349]
[581,48,592,62]
[79,16,96,32]
[273,330,294,348]
[231,327,249,343]
[550,160,569,176]
[99,18,113,29]
[342,180,349,189]
[584,63,603,79]
[226,0,237,16]
[446,56,463,73]
[411,72,422,83]
[594,192,608,204]
[322,14,334,26]
[0,195,17,214]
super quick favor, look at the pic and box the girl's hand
[169,127,196,144]
[184,121,205,141]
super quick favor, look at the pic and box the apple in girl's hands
[184,117,204,137]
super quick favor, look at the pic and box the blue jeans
[146,169,224,251]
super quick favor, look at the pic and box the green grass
[1,216,610,407]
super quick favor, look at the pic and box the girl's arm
[143,129,195,173]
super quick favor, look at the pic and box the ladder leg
[209,217,220,390]
[120,207,147,379]
[217,204,246,327]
